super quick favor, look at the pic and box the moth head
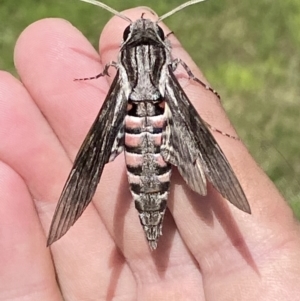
[122,19,165,47]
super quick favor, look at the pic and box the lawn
[1,0,299,217]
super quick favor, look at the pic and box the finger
[99,6,300,300]
[14,19,108,160]
[5,45,135,300]
[0,158,61,299]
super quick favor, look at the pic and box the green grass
[1,0,300,218]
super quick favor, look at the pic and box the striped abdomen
[125,101,171,249]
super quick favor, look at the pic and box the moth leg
[165,31,174,38]
[171,58,221,100]
[170,60,238,140]
[74,61,118,81]
[204,120,240,141]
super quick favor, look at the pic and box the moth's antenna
[79,0,132,23]
[158,0,207,22]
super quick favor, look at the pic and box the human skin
[0,7,300,301]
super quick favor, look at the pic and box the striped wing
[162,65,251,213]
[47,72,128,245]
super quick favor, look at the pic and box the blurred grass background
[1,0,299,218]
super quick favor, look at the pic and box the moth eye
[157,26,165,40]
[123,26,131,41]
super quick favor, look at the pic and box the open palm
[0,8,300,301]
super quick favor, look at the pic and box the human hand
[0,8,300,300]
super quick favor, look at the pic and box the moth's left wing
[47,71,127,245]
[162,65,251,213]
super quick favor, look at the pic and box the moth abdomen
[124,101,171,249]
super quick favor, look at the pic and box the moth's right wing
[162,65,251,213]
[47,71,127,245]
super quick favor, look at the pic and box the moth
[47,0,251,250]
